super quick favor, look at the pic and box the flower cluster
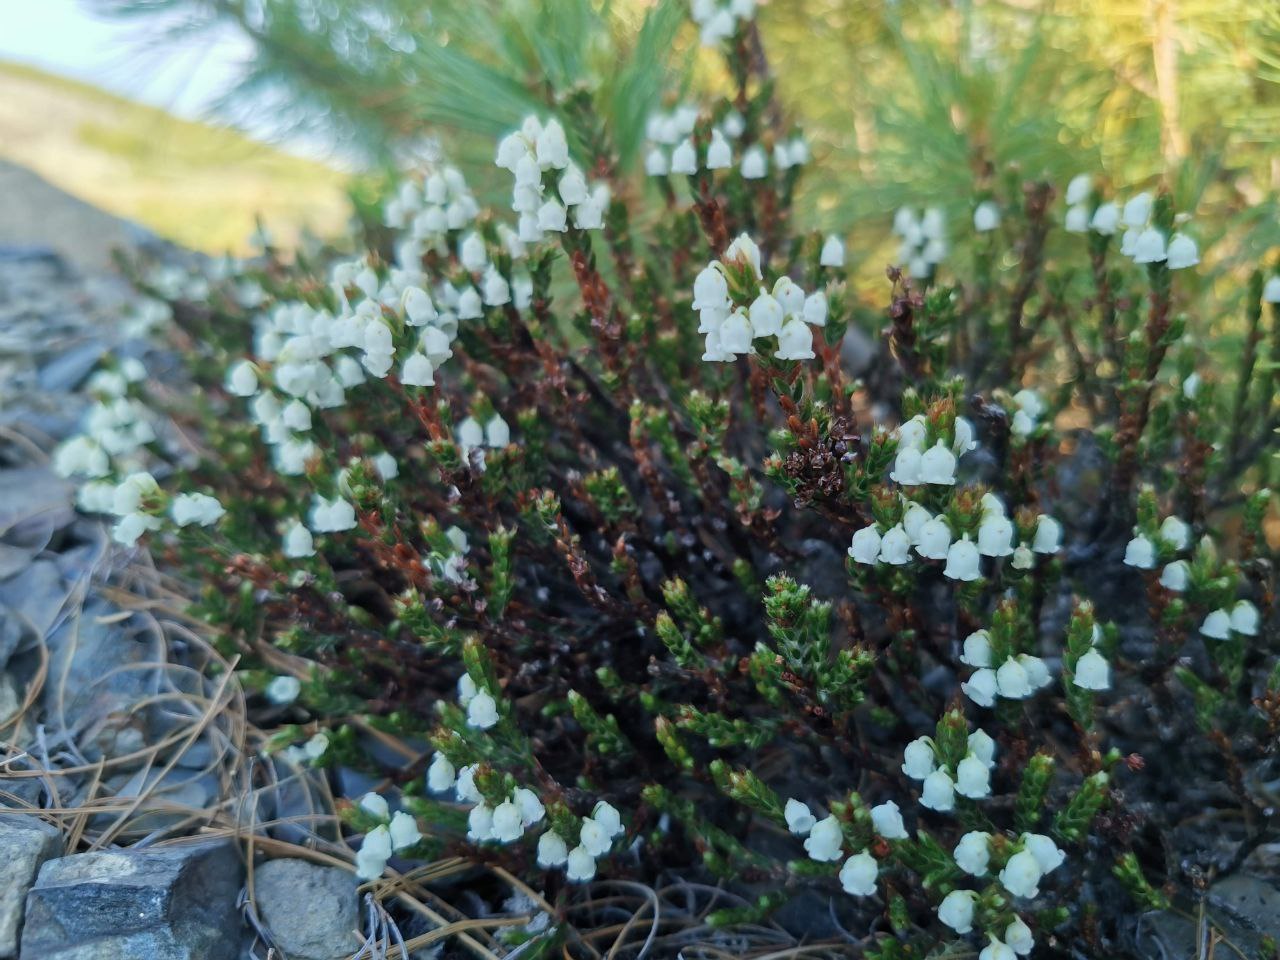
[893,206,948,279]
[496,116,610,237]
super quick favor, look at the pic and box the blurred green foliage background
[91,0,1280,284]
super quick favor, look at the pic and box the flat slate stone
[21,839,243,960]
[254,858,359,960]
[0,814,61,959]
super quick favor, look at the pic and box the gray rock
[253,858,359,960]
[0,813,61,958]
[37,339,107,393]
[21,839,243,960]
[1210,874,1280,941]
[0,560,68,643]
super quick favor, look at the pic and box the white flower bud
[360,792,390,819]
[283,521,315,558]
[775,317,815,361]
[226,360,259,397]
[1065,173,1092,206]
[671,138,698,175]
[1123,192,1153,228]
[749,291,784,338]
[401,353,435,387]
[491,801,524,843]
[1090,201,1120,235]
[1005,917,1035,956]
[977,515,1015,557]
[706,130,732,169]
[535,118,569,169]
[968,728,997,767]
[265,675,301,705]
[355,825,391,880]
[1158,516,1190,550]
[1064,205,1089,233]
[903,502,932,544]
[802,291,828,327]
[980,937,1017,960]
[467,804,494,842]
[1019,654,1052,691]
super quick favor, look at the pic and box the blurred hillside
[0,60,349,257]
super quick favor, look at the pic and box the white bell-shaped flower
[784,798,816,835]
[1064,205,1089,233]
[802,291,828,327]
[920,441,957,485]
[1022,833,1066,873]
[671,138,697,175]
[1033,515,1062,553]
[706,130,733,169]
[775,317,815,360]
[749,291,784,338]
[536,199,568,233]
[701,329,732,363]
[999,849,1043,898]
[427,753,456,793]
[954,832,991,876]
[466,690,500,728]
[870,801,909,840]
[968,729,997,767]
[390,811,422,851]
[1201,608,1232,639]
[1090,201,1120,235]
[565,846,596,882]
[916,517,952,561]
[537,831,569,867]
[820,235,846,268]
[226,360,259,397]
[878,525,912,565]
[980,937,1017,960]
[977,514,1015,557]
[719,309,754,354]
[804,815,844,862]
[1265,276,1280,302]
[491,801,525,843]
[897,415,928,450]
[944,536,982,581]
[920,769,955,812]
[1230,600,1259,636]
[535,118,569,169]
[171,493,225,528]
[955,754,991,799]
[644,147,669,177]
[283,521,315,558]
[772,276,806,314]
[1065,173,1092,205]
[902,502,932,544]
[1073,648,1110,690]
[848,527,882,565]
[937,889,977,933]
[1005,918,1035,956]
[839,851,878,896]
[960,630,992,668]
[1166,233,1199,270]
[1123,192,1153,228]
[1132,228,1167,263]
[973,201,1000,232]
[891,446,924,486]
[995,656,1032,699]
[723,233,763,277]
[401,353,435,387]
[1123,534,1156,569]
[1158,516,1190,550]
[962,668,998,707]
[901,737,936,780]
[557,164,589,205]
[355,825,392,880]
[1159,560,1189,592]
[740,145,767,180]
[1019,654,1052,691]
[692,264,730,310]
[953,416,978,455]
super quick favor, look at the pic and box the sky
[0,0,311,150]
